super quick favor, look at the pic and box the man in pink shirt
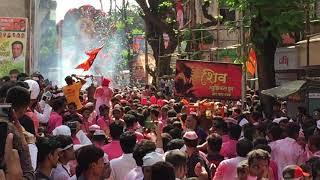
[47,98,65,134]
[102,122,124,160]
[214,139,253,180]
[160,106,169,126]
[84,102,98,124]
[307,135,320,159]
[220,124,242,159]
[96,104,111,134]
[24,79,40,134]
[149,108,164,132]
[81,107,93,133]
[211,117,230,143]
[94,78,113,115]
[269,122,306,178]
[124,114,144,142]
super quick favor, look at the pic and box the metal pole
[99,0,103,11]
[216,6,220,61]
[240,10,246,109]
[306,0,311,114]
[306,5,310,73]
[157,34,161,86]
[145,35,149,85]
[178,29,181,55]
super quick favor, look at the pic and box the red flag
[246,48,257,76]
[75,45,104,71]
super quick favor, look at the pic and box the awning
[261,80,306,98]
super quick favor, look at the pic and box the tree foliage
[219,0,306,116]
[111,4,146,69]
[135,0,179,78]
[220,0,305,46]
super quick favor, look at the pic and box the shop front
[274,46,303,86]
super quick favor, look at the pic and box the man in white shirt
[126,140,159,180]
[165,149,188,180]
[51,135,75,180]
[110,131,137,180]
[213,139,253,180]
[269,122,306,178]
[52,125,92,150]
[35,99,52,124]
[11,41,25,62]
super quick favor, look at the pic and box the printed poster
[175,60,242,100]
[0,17,27,76]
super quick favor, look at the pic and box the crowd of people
[0,68,320,180]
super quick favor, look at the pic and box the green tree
[135,0,179,79]
[111,3,145,72]
[220,0,305,116]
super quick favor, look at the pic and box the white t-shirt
[51,163,72,180]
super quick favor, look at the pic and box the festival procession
[0,0,320,180]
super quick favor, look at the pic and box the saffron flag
[75,45,104,71]
[176,0,184,29]
[246,48,257,76]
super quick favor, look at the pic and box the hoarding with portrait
[0,17,27,76]
[175,60,242,100]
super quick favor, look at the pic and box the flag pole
[240,10,246,109]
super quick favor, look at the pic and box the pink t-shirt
[159,117,168,127]
[270,160,279,180]
[102,140,123,160]
[269,137,305,178]
[127,129,144,143]
[135,132,144,143]
[88,111,98,124]
[72,136,81,145]
[220,139,238,159]
[47,112,63,134]
[81,121,93,133]
[25,110,39,134]
[221,135,230,143]
[94,86,113,115]
[97,116,111,132]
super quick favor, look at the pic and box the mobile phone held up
[0,103,12,120]
[0,121,8,169]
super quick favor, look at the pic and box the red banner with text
[175,60,242,100]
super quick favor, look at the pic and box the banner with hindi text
[0,17,27,76]
[175,60,242,100]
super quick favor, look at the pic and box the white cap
[317,120,320,129]
[24,80,40,100]
[183,131,198,140]
[273,117,288,124]
[114,104,122,110]
[225,117,238,125]
[142,152,164,167]
[94,130,106,136]
[52,125,71,136]
[114,94,122,99]
[239,118,249,127]
[89,124,101,131]
[85,102,94,108]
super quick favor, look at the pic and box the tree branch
[135,0,173,33]
[135,0,149,13]
[201,1,218,27]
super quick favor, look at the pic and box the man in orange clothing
[63,75,87,110]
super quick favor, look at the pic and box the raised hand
[4,133,23,180]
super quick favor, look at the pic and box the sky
[55,0,137,23]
